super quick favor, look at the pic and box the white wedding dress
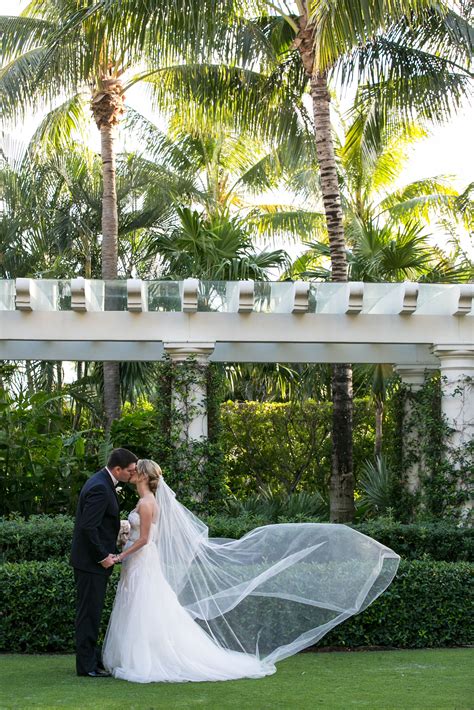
[103,480,400,684]
[103,508,275,682]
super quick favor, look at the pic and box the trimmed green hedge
[207,517,474,562]
[1,515,472,563]
[0,515,74,563]
[0,560,471,653]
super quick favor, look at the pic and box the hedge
[0,560,471,653]
[1,515,472,563]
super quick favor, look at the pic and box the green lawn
[0,649,472,710]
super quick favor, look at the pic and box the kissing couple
[71,447,400,683]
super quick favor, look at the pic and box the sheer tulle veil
[154,478,400,663]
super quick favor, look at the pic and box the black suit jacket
[70,468,120,576]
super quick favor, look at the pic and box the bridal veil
[154,479,400,663]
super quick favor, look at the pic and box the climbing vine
[386,373,473,523]
[153,356,226,512]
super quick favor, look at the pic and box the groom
[71,447,138,677]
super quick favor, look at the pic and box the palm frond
[310,0,451,71]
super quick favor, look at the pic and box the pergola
[1,277,473,499]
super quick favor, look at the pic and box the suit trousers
[74,568,109,675]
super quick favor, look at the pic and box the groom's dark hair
[108,448,138,469]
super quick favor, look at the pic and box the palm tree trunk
[73,361,83,430]
[330,363,354,521]
[100,124,118,280]
[310,76,355,522]
[100,123,121,432]
[92,70,125,434]
[297,14,355,522]
[308,73,347,280]
[375,399,384,458]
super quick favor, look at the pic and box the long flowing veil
[154,479,400,663]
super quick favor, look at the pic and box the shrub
[319,560,473,649]
[1,516,472,563]
[352,521,474,562]
[220,399,375,498]
[0,560,471,653]
[0,388,103,517]
[0,515,74,563]
[0,561,118,653]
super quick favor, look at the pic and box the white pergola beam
[1,311,471,345]
[0,340,440,364]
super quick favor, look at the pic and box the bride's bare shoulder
[137,494,156,511]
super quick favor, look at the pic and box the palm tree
[147,206,289,280]
[0,0,237,430]
[285,92,473,465]
[286,94,473,284]
[286,0,472,522]
[118,110,324,274]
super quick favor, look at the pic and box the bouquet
[117,519,130,550]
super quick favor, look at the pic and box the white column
[432,346,474,450]
[163,343,214,442]
[432,346,474,517]
[394,365,436,495]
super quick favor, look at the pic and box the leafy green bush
[222,488,328,520]
[1,516,472,563]
[0,515,74,563]
[220,399,375,498]
[320,560,473,649]
[0,560,471,653]
[0,560,118,653]
[353,521,474,562]
[0,387,104,516]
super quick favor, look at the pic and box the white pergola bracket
[346,282,364,314]
[71,277,87,312]
[127,279,146,312]
[400,282,419,314]
[238,281,254,313]
[15,278,32,311]
[455,284,474,315]
[181,278,199,312]
[293,282,310,313]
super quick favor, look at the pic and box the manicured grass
[1,649,472,709]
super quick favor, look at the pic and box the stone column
[163,342,215,442]
[432,346,474,516]
[432,346,474,450]
[394,365,436,495]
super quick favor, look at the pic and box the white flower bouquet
[117,519,130,549]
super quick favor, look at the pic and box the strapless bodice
[127,509,157,543]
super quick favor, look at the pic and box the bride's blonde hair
[137,459,162,494]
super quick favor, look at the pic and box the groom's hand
[100,554,116,569]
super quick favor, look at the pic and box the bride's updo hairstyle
[137,459,162,494]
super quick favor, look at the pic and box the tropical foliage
[0,0,472,523]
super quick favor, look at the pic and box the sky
[2,0,473,258]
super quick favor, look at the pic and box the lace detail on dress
[127,510,141,543]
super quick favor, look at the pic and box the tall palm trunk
[375,398,384,458]
[296,11,355,522]
[91,69,125,433]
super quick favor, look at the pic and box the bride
[103,459,400,683]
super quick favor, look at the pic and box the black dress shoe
[78,669,111,677]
